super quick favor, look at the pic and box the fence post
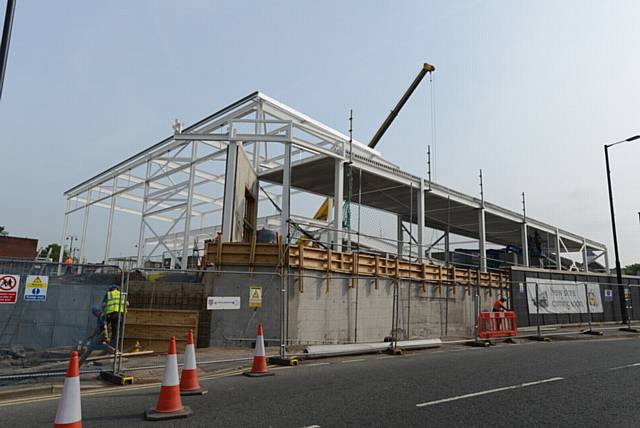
[584,282,592,333]
[535,282,541,339]
[474,276,480,342]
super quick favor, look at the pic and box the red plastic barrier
[477,311,517,339]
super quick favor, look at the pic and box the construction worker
[78,305,114,366]
[63,255,73,265]
[102,284,126,347]
[493,296,508,312]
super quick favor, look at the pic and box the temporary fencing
[0,259,122,375]
[477,311,517,339]
[3,253,640,383]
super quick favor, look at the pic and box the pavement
[2,334,640,427]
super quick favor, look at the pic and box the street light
[604,134,640,325]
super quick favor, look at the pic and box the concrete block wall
[286,271,497,344]
[202,268,282,346]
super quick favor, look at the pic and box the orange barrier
[478,311,517,339]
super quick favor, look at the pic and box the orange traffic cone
[144,337,193,421]
[54,351,82,428]
[244,323,274,377]
[180,329,207,396]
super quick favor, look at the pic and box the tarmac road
[3,337,640,427]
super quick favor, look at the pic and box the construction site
[5,1,640,425]
[3,61,638,379]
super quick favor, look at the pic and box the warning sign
[0,274,20,304]
[249,286,262,308]
[24,275,48,302]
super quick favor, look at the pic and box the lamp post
[604,135,640,324]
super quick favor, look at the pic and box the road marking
[341,358,365,363]
[306,362,330,367]
[415,377,564,408]
[303,425,321,428]
[376,355,396,360]
[608,362,640,371]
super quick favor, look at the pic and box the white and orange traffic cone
[144,336,193,421]
[244,323,274,377]
[180,329,207,396]
[54,351,82,428]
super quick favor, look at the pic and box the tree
[0,226,7,237]
[38,243,67,262]
[623,263,640,276]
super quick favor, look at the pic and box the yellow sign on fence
[249,286,262,308]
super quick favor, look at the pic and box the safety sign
[0,274,20,304]
[24,275,48,302]
[207,296,240,310]
[604,289,613,302]
[249,286,262,308]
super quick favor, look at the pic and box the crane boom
[368,62,435,149]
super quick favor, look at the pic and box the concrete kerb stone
[0,382,106,402]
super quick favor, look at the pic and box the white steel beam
[221,139,238,241]
[181,142,198,269]
[555,228,562,271]
[478,207,487,272]
[103,179,117,263]
[521,222,529,267]
[333,159,344,250]
[136,160,152,266]
[281,142,292,241]
[418,180,426,262]
[78,190,92,264]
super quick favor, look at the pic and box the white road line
[306,362,330,367]
[303,425,321,428]
[342,358,366,363]
[415,377,564,408]
[608,362,640,371]
[377,355,397,360]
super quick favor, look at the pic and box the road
[3,337,640,427]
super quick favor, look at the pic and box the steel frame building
[61,92,608,272]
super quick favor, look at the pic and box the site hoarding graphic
[526,280,603,314]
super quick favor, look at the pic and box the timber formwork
[204,239,510,292]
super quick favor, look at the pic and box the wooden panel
[124,308,198,353]
[206,240,510,289]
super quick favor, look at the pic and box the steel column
[478,208,487,272]
[555,228,562,270]
[417,180,426,261]
[103,179,118,263]
[180,142,198,269]
[221,137,238,241]
[136,160,152,266]
[521,222,529,267]
[582,238,589,273]
[333,159,344,250]
[57,199,71,275]
[397,216,403,257]
[280,142,292,240]
[78,191,92,264]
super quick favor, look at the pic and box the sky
[1,1,640,265]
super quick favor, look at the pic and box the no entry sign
[0,274,20,304]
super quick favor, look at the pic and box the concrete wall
[287,271,493,343]
[203,268,498,346]
[203,268,281,346]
